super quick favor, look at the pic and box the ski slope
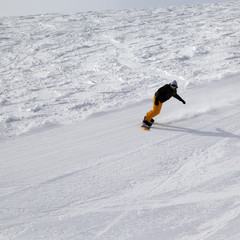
[1,1,240,239]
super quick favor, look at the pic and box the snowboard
[141,119,154,130]
[141,122,151,130]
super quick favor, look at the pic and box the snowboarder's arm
[174,94,186,104]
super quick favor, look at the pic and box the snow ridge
[0,0,240,137]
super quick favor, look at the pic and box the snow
[1,1,240,239]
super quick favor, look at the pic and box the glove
[182,100,186,104]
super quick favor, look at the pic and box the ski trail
[94,209,132,239]
[180,201,240,240]
[94,146,198,238]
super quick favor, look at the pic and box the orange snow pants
[145,96,162,122]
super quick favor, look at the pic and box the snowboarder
[142,80,186,129]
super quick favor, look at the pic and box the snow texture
[1,1,240,239]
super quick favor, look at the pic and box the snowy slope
[1,1,240,240]
[1,0,240,137]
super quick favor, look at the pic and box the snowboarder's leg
[145,96,162,123]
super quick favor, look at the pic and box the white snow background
[1,1,240,239]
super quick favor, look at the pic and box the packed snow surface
[1,1,240,239]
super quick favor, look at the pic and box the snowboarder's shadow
[153,123,240,139]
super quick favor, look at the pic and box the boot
[143,117,152,127]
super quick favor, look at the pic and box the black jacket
[155,84,185,104]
